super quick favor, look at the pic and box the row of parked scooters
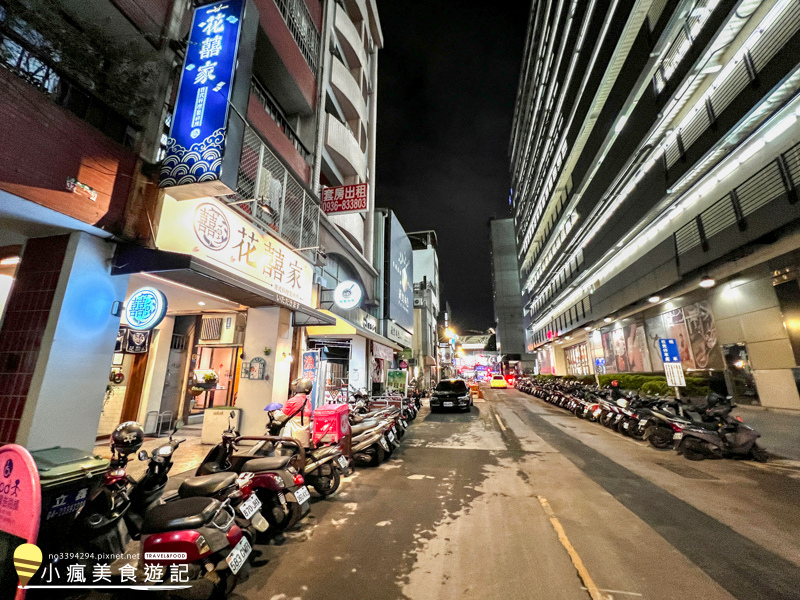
[36,382,421,599]
[515,378,769,463]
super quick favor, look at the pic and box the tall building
[0,0,390,450]
[510,0,800,409]
[490,218,527,356]
[409,230,440,389]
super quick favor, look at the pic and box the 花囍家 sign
[156,196,314,307]
[124,288,168,331]
[658,338,682,363]
[321,184,368,215]
[160,0,247,194]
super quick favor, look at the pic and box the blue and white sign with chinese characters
[658,338,682,363]
[160,0,245,189]
[125,288,168,331]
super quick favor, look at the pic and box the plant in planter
[203,372,218,383]
[190,386,205,397]
[263,347,272,356]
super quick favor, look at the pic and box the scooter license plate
[387,431,395,443]
[623,422,630,430]
[238,494,262,520]
[336,455,348,470]
[294,485,311,505]
[443,401,454,407]
[379,437,390,451]
[673,432,683,440]
[401,419,408,428]
[225,536,252,575]
[640,419,648,426]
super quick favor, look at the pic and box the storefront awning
[424,355,436,367]
[306,310,402,351]
[112,245,336,326]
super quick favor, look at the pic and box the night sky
[376,0,530,332]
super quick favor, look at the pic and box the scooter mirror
[230,410,236,418]
[138,449,149,461]
[174,419,184,431]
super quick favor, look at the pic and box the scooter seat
[178,473,237,499]
[141,497,219,534]
[239,455,293,472]
[350,421,381,435]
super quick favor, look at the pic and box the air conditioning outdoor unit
[200,313,247,346]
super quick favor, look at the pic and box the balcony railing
[222,123,320,257]
[275,0,320,72]
[251,78,312,164]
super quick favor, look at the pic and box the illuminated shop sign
[160,0,246,195]
[334,280,362,309]
[125,288,168,331]
[157,196,314,307]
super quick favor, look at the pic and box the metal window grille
[699,196,737,239]
[171,334,187,351]
[675,220,702,254]
[201,318,223,341]
[274,0,320,72]
[736,161,783,217]
[750,3,800,72]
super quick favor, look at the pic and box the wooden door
[120,352,148,423]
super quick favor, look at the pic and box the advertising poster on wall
[386,212,414,334]
[662,308,696,368]
[645,315,668,371]
[683,301,724,369]
[612,327,629,372]
[625,323,652,372]
[601,329,616,373]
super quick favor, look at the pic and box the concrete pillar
[136,315,176,428]
[15,232,130,452]
[236,306,294,437]
[349,336,367,390]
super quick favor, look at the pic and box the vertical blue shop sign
[160,0,245,188]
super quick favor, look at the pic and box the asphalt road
[233,386,800,600]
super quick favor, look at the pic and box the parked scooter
[196,411,312,533]
[675,399,768,462]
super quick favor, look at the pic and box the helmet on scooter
[611,380,619,387]
[111,421,144,456]
[291,377,313,394]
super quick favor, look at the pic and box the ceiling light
[649,296,660,303]
[0,257,20,266]
[615,115,628,134]
[198,301,206,306]
[603,317,613,323]
[699,275,716,288]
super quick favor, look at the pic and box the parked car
[430,379,472,412]
[490,375,508,389]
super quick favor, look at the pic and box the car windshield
[493,375,504,380]
[435,380,468,393]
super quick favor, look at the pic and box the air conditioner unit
[413,298,424,307]
[199,313,247,346]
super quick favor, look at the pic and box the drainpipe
[311,0,334,197]
[364,47,378,265]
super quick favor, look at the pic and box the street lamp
[445,327,456,339]
[699,275,716,288]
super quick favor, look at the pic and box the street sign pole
[659,339,686,399]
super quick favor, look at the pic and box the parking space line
[537,496,604,600]
[494,413,507,432]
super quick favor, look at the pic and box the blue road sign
[658,338,682,363]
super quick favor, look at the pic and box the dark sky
[376,0,530,333]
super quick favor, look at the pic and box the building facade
[0,0,391,451]
[490,218,527,356]
[409,230,440,389]
[510,0,800,409]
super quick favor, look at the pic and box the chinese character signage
[156,196,314,307]
[160,0,246,195]
[658,338,682,363]
[302,350,321,409]
[124,288,168,331]
[385,212,414,334]
[321,183,368,215]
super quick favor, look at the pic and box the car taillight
[735,416,743,422]
[670,423,683,432]
[293,474,304,486]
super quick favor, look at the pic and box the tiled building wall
[0,235,70,444]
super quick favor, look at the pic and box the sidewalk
[93,423,208,480]
[731,405,800,461]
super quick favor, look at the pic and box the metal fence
[275,0,320,72]
[221,124,320,256]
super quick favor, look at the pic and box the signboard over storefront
[157,196,314,307]
[160,0,257,199]
[321,183,368,215]
[386,212,414,333]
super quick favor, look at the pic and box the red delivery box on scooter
[312,404,350,445]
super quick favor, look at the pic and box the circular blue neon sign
[125,287,168,331]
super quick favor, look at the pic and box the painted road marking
[537,496,605,600]
[581,588,642,597]
[494,413,507,432]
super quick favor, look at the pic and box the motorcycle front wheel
[647,427,674,450]
[751,444,769,463]
[678,438,707,461]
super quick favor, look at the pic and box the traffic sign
[658,338,682,363]
[664,362,686,387]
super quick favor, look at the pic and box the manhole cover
[657,462,718,480]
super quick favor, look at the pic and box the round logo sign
[193,203,230,250]
[125,287,168,331]
[333,281,362,309]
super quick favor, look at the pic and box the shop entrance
[308,340,351,401]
